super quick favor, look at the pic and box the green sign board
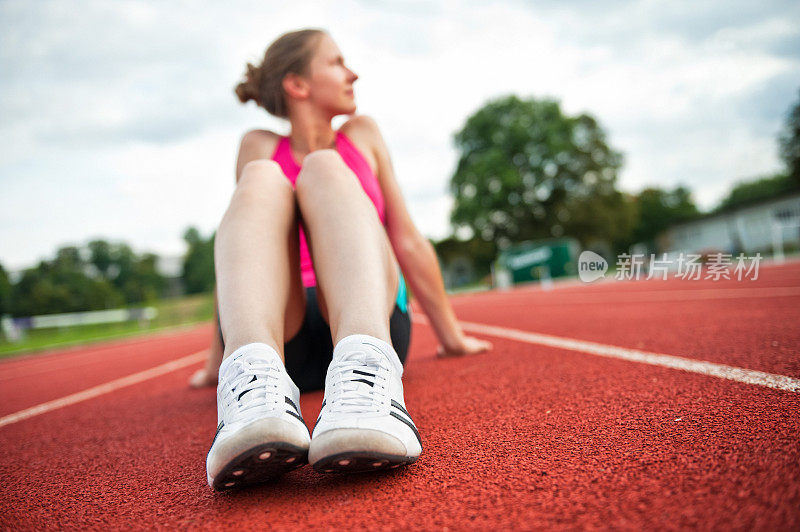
[497,238,580,284]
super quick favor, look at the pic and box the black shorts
[218,286,411,393]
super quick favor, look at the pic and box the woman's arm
[345,116,491,357]
[236,129,280,180]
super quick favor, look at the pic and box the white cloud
[1,0,799,269]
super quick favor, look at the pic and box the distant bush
[181,227,216,295]
[3,241,167,318]
[714,173,798,213]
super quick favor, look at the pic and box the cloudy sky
[1,0,798,271]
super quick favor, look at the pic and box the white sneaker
[309,334,422,473]
[206,343,310,490]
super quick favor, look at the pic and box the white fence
[1,307,157,342]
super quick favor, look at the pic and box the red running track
[1,261,798,529]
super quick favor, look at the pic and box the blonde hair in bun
[234,28,326,118]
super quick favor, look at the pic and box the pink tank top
[271,130,386,287]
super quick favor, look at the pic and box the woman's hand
[436,335,493,358]
[188,346,223,389]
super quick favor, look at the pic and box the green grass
[0,293,216,359]
[447,280,493,294]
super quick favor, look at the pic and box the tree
[630,186,700,249]
[450,95,635,251]
[714,173,796,213]
[87,241,166,302]
[7,240,168,317]
[124,252,166,303]
[182,227,216,294]
[108,243,137,293]
[53,246,85,272]
[88,239,114,278]
[433,236,498,281]
[10,254,122,317]
[779,89,800,186]
[0,262,11,316]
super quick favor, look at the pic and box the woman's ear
[282,73,309,101]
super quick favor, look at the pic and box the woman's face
[305,33,359,116]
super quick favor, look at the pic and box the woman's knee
[296,149,356,202]
[300,149,344,173]
[233,159,294,207]
[238,159,286,187]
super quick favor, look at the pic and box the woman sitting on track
[202,28,491,491]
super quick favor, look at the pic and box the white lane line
[474,286,800,305]
[412,315,800,393]
[0,325,207,383]
[0,351,205,429]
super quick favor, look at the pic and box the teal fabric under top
[396,271,408,313]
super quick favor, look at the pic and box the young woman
[204,28,491,491]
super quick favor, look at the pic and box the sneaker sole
[211,442,307,491]
[313,451,418,473]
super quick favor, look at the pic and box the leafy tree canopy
[630,186,700,248]
[714,173,797,213]
[7,241,167,317]
[779,89,800,185]
[10,246,123,317]
[182,227,216,295]
[0,263,11,315]
[449,95,635,251]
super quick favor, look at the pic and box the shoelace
[221,354,282,422]
[327,349,388,415]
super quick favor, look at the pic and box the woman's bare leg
[214,160,306,362]
[295,150,398,345]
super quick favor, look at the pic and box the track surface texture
[1,261,799,530]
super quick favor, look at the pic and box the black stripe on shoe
[353,369,375,377]
[314,399,327,429]
[285,396,300,414]
[211,421,224,446]
[237,375,258,401]
[390,400,422,446]
[389,411,422,447]
[286,409,305,423]
[391,399,411,418]
[351,378,374,387]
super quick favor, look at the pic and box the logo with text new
[578,251,608,283]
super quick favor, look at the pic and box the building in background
[658,193,800,257]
